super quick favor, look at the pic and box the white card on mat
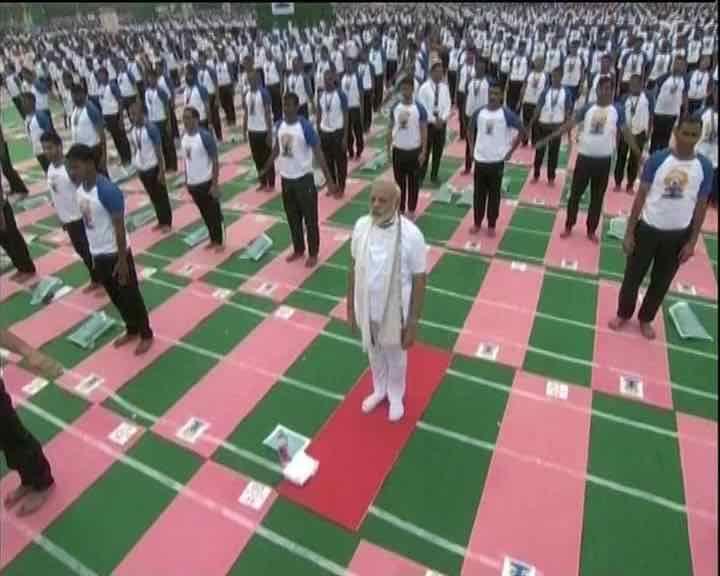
[501,557,537,576]
[511,261,527,272]
[475,342,500,362]
[108,422,139,447]
[212,288,232,301]
[22,377,49,397]
[256,282,277,296]
[239,481,272,511]
[620,375,644,399]
[561,258,578,271]
[546,380,569,400]
[176,417,210,444]
[75,374,104,396]
[275,305,295,320]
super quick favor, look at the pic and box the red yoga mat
[278,343,451,532]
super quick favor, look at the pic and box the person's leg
[120,250,154,346]
[448,70,457,105]
[521,103,535,145]
[93,253,137,336]
[637,227,689,329]
[626,132,646,190]
[587,156,611,238]
[189,183,224,245]
[0,202,36,275]
[0,379,54,515]
[473,162,489,229]
[457,92,466,139]
[363,342,389,412]
[374,75,384,111]
[281,177,306,257]
[393,148,408,213]
[363,91,373,132]
[298,174,320,261]
[650,114,674,153]
[347,109,358,157]
[156,121,178,172]
[320,131,338,190]
[211,95,223,142]
[533,123,548,180]
[353,107,364,156]
[248,131,264,184]
[1,142,30,195]
[430,123,446,182]
[64,219,99,284]
[615,220,658,321]
[420,123,435,182]
[464,117,473,173]
[386,346,408,421]
[547,130,561,183]
[487,162,504,230]
[335,129,348,193]
[140,167,173,228]
[406,148,421,214]
[614,136,630,188]
[564,155,592,233]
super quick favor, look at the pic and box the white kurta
[351,215,427,406]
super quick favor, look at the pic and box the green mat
[432,183,456,203]
[0,248,12,274]
[668,301,713,341]
[18,194,49,211]
[67,312,117,349]
[30,276,64,306]
[126,207,157,232]
[456,187,474,207]
[182,225,210,247]
[241,233,273,262]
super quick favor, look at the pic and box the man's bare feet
[17,486,54,517]
[3,485,32,510]
[305,256,318,268]
[469,226,480,235]
[213,244,226,253]
[608,317,628,331]
[114,333,139,348]
[487,228,496,238]
[134,337,154,355]
[82,281,102,293]
[10,271,35,283]
[640,322,656,340]
[286,251,304,263]
[160,225,172,234]
[204,241,215,251]
[587,232,599,244]
[560,228,572,239]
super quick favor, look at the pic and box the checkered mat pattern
[0,100,717,576]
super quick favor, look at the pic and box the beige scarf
[354,214,404,351]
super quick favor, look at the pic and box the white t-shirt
[77,176,127,255]
[318,89,348,133]
[145,87,168,123]
[351,215,427,324]
[25,111,52,156]
[245,88,272,132]
[575,103,625,158]
[522,72,547,105]
[391,100,428,150]
[654,74,687,116]
[181,129,218,185]
[47,162,82,224]
[623,92,652,135]
[275,117,319,179]
[465,77,490,117]
[71,103,103,147]
[537,86,573,125]
[131,123,162,172]
[471,106,524,163]
[640,150,714,230]
[687,70,711,101]
[417,80,452,124]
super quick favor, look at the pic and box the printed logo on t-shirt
[589,109,608,135]
[185,147,192,161]
[662,168,689,199]
[398,109,410,129]
[79,198,94,229]
[280,133,294,157]
[485,119,495,135]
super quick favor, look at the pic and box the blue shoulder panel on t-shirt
[197,84,209,103]
[86,101,104,128]
[613,102,626,127]
[502,106,524,130]
[260,87,271,105]
[96,176,124,215]
[640,149,672,185]
[574,102,592,123]
[416,101,428,122]
[338,90,349,112]
[36,110,52,132]
[199,129,218,158]
[698,154,714,199]
[146,122,162,147]
[300,117,320,147]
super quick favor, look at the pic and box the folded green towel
[607,217,628,241]
[67,312,117,349]
[30,276,63,306]
[432,183,456,203]
[669,301,713,341]
[183,226,210,247]
[456,187,474,207]
[241,233,274,262]
[127,207,157,232]
[363,152,388,172]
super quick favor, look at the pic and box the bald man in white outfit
[347,182,427,422]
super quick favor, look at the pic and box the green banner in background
[255,2,334,32]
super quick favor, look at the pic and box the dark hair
[400,75,414,87]
[183,106,200,119]
[40,131,62,146]
[70,82,86,94]
[677,115,703,129]
[22,91,36,104]
[284,92,299,106]
[66,143,96,163]
[597,75,613,89]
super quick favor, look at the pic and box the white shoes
[362,392,386,414]
[389,402,405,423]
[362,392,405,422]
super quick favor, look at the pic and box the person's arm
[535,115,578,149]
[0,329,64,379]
[111,214,130,285]
[680,159,714,262]
[418,102,428,166]
[150,125,166,184]
[260,138,279,178]
[312,142,337,194]
[402,273,427,349]
[347,257,356,331]
[504,107,528,160]
[623,180,650,256]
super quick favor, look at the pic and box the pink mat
[673,237,717,300]
[592,281,673,409]
[518,170,566,208]
[446,200,516,257]
[454,259,543,368]
[545,209,601,274]
[165,213,276,281]
[603,186,635,218]
[220,144,251,164]
[114,461,275,576]
[57,282,224,403]
[445,137,467,159]
[449,167,473,190]
[154,309,327,458]
[225,187,280,212]
[0,404,143,569]
[219,163,244,186]
[330,245,444,322]
[509,146,535,166]
[28,181,48,195]
[348,541,433,576]
[702,205,717,234]
[14,203,55,228]
[10,289,108,348]
[238,224,348,302]
[676,414,718,576]
[461,371,592,576]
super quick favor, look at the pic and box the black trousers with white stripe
[392,147,421,214]
[188,180,224,245]
[154,120,178,172]
[104,113,132,165]
[617,220,690,323]
[473,161,504,229]
[281,173,319,257]
[320,129,347,193]
[64,218,99,283]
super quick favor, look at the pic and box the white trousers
[368,344,407,405]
